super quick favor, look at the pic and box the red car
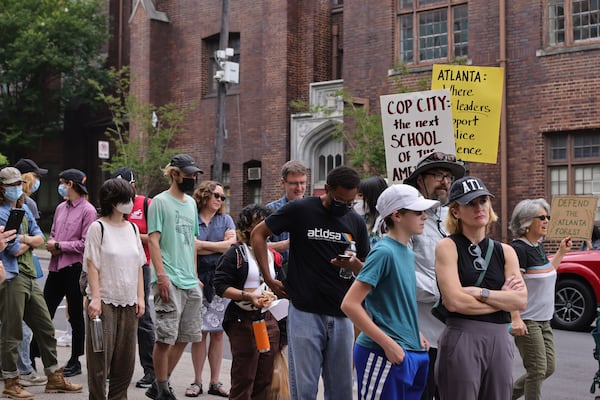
[553,250,600,331]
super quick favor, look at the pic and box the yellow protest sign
[431,64,504,164]
[546,195,599,240]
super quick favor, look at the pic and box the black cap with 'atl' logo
[447,176,495,205]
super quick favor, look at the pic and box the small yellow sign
[431,64,504,164]
[546,195,599,240]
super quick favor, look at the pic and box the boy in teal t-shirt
[341,184,439,400]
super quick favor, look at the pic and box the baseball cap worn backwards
[0,167,23,185]
[112,167,135,183]
[169,154,203,175]
[447,176,494,205]
[14,159,48,176]
[376,184,440,219]
[404,152,465,187]
[59,168,88,194]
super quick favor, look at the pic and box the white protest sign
[380,89,455,183]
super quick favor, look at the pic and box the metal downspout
[499,0,508,241]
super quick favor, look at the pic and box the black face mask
[177,177,196,193]
[329,200,352,217]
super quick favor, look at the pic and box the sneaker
[56,332,72,347]
[44,367,83,393]
[156,387,177,400]
[146,381,175,400]
[19,371,48,386]
[145,382,158,400]
[136,372,155,388]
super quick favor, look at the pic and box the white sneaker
[19,371,48,386]
[56,332,72,347]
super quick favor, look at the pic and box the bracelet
[241,290,247,301]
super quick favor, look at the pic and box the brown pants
[86,302,138,400]
[227,312,280,400]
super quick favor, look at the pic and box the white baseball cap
[376,184,440,219]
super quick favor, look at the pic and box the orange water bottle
[252,314,270,353]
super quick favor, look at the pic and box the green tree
[90,67,197,195]
[0,0,108,155]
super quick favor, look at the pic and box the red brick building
[122,0,600,239]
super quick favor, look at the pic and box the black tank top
[446,234,510,324]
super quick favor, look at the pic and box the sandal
[208,382,229,398]
[185,382,203,397]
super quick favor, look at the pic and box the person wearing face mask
[83,178,146,400]
[145,154,204,400]
[251,166,370,400]
[404,151,465,400]
[111,166,157,390]
[14,158,48,223]
[38,168,97,378]
[354,176,388,245]
[0,167,83,399]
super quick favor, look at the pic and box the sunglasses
[424,172,455,183]
[468,243,487,271]
[212,192,226,201]
[425,152,457,162]
[534,215,551,221]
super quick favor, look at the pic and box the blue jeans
[17,322,33,374]
[287,304,354,400]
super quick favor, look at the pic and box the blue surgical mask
[31,179,40,194]
[58,184,69,199]
[4,186,23,202]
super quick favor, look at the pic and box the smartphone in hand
[4,208,25,243]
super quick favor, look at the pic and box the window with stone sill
[547,130,600,217]
[547,0,600,46]
[397,0,468,65]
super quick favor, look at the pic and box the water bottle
[91,316,104,353]
[252,314,270,353]
[339,241,356,279]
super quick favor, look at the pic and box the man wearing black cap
[111,167,156,389]
[145,154,204,400]
[404,152,466,400]
[14,158,48,222]
[40,168,97,378]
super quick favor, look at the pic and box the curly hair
[236,204,272,244]
[192,180,225,214]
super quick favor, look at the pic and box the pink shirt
[48,197,98,272]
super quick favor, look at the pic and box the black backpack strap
[143,196,149,222]
[97,220,104,244]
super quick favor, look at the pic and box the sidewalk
[20,333,232,400]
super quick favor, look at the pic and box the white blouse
[83,220,146,306]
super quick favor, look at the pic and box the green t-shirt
[18,216,37,278]
[148,191,199,289]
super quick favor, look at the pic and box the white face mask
[115,200,134,215]
[353,199,366,216]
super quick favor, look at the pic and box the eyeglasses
[212,193,226,201]
[425,152,457,162]
[534,215,550,221]
[424,172,455,183]
[468,243,487,271]
[332,196,356,209]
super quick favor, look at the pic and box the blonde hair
[21,172,36,195]
[163,165,180,183]
[445,196,498,235]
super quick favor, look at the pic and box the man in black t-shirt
[251,166,369,400]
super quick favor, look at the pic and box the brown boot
[44,367,83,394]
[2,376,34,399]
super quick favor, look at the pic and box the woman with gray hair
[509,198,572,400]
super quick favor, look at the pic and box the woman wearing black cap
[434,176,527,400]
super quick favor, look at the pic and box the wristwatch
[54,242,61,251]
[480,288,490,302]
